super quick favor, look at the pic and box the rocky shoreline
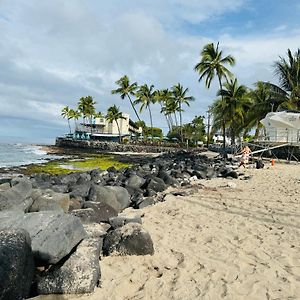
[0,150,244,299]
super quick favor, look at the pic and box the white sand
[33,162,300,300]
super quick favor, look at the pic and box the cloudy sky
[1,0,300,143]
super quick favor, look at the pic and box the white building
[75,113,142,142]
[260,111,300,143]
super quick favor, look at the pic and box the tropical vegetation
[60,45,300,148]
[211,78,250,145]
[194,42,235,149]
[134,84,155,139]
[61,106,72,134]
[171,83,195,142]
[106,105,125,143]
[111,75,141,122]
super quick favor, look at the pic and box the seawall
[55,137,183,153]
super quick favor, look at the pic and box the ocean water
[0,143,58,168]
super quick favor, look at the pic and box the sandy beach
[32,161,300,300]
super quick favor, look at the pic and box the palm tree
[61,106,72,134]
[194,42,235,149]
[154,89,174,131]
[106,105,125,143]
[134,84,155,140]
[69,109,81,131]
[111,75,141,122]
[216,78,250,144]
[244,81,292,139]
[161,96,179,129]
[78,96,96,133]
[172,83,195,142]
[274,48,300,109]
[78,97,87,125]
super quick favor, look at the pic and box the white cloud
[221,33,300,84]
[0,0,299,140]
[274,25,288,32]
[170,0,246,23]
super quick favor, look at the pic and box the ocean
[0,143,59,168]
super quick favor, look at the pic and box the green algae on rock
[24,155,131,175]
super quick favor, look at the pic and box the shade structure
[260,111,300,143]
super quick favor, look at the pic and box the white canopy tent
[260,111,300,143]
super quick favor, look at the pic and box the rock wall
[55,137,181,153]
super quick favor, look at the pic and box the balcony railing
[259,129,300,144]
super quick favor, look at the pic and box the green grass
[25,154,131,175]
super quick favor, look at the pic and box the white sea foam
[0,143,59,168]
[23,145,47,156]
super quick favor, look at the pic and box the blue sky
[0,0,300,143]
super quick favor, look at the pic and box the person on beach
[238,146,252,168]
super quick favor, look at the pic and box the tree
[111,75,141,122]
[244,81,291,139]
[153,89,174,131]
[143,126,163,139]
[161,96,179,129]
[78,96,96,133]
[274,48,300,109]
[135,120,146,129]
[68,109,81,131]
[167,116,206,145]
[215,78,250,144]
[172,83,194,142]
[134,84,155,140]
[106,105,125,143]
[184,115,206,145]
[61,106,72,134]
[194,42,235,149]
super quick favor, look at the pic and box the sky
[0,0,300,144]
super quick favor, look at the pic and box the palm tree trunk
[254,120,261,138]
[230,126,235,145]
[222,121,226,151]
[160,102,171,132]
[115,120,122,143]
[174,113,178,127]
[218,76,226,153]
[179,103,183,142]
[168,115,174,130]
[128,94,141,122]
[74,119,78,131]
[165,115,171,131]
[67,119,71,134]
[148,105,153,141]
[89,116,93,134]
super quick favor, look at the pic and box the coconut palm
[93,111,103,119]
[106,105,125,143]
[77,97,87,124]
[194,42,235,149]
[244,81,292,139]
[111,75,141,122]
[61,106,72,134]
[78,96,96,133]
[162,96,179,129]
[274,48,300,109]
[172,83,195,142]
[154,89,174,131]
[134,84,155,139]
[215,78,250,144]
[69,109,81,131]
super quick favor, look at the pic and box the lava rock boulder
[0,229,34,300]
[36,238,101,294]
[103,223,154,256]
